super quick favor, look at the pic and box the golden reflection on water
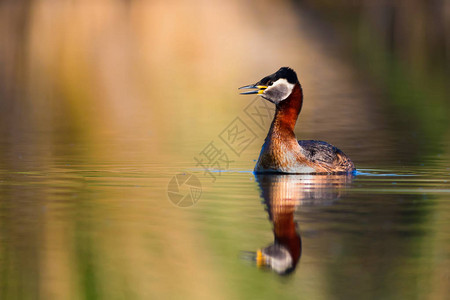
[252,174,352,274]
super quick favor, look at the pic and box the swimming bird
[239,67,355,174]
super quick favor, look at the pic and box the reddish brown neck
[273,210,302,268]
[267,83,303,139]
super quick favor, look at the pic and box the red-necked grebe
[240,67,355,174]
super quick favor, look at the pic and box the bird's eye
[267,80,274,86]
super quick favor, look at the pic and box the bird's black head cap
[276,67,298,84]
[257,67,298,86]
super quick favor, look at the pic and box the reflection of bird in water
[240,67,355,174]
[251,173,353,275]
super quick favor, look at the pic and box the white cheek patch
[262,78,295,104]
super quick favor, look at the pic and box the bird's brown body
[252,77,355,174]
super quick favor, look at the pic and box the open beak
[239,250,267,268]
[239,84,268,95]
[256,249,267,267]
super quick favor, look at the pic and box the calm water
[1,2,449,300]
[1,103,449,299]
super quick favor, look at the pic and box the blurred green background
[0,1,449,299]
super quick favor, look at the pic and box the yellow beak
[256,249,266,267]
[239,84,268,95]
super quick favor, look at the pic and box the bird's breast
[255,139,316,173]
